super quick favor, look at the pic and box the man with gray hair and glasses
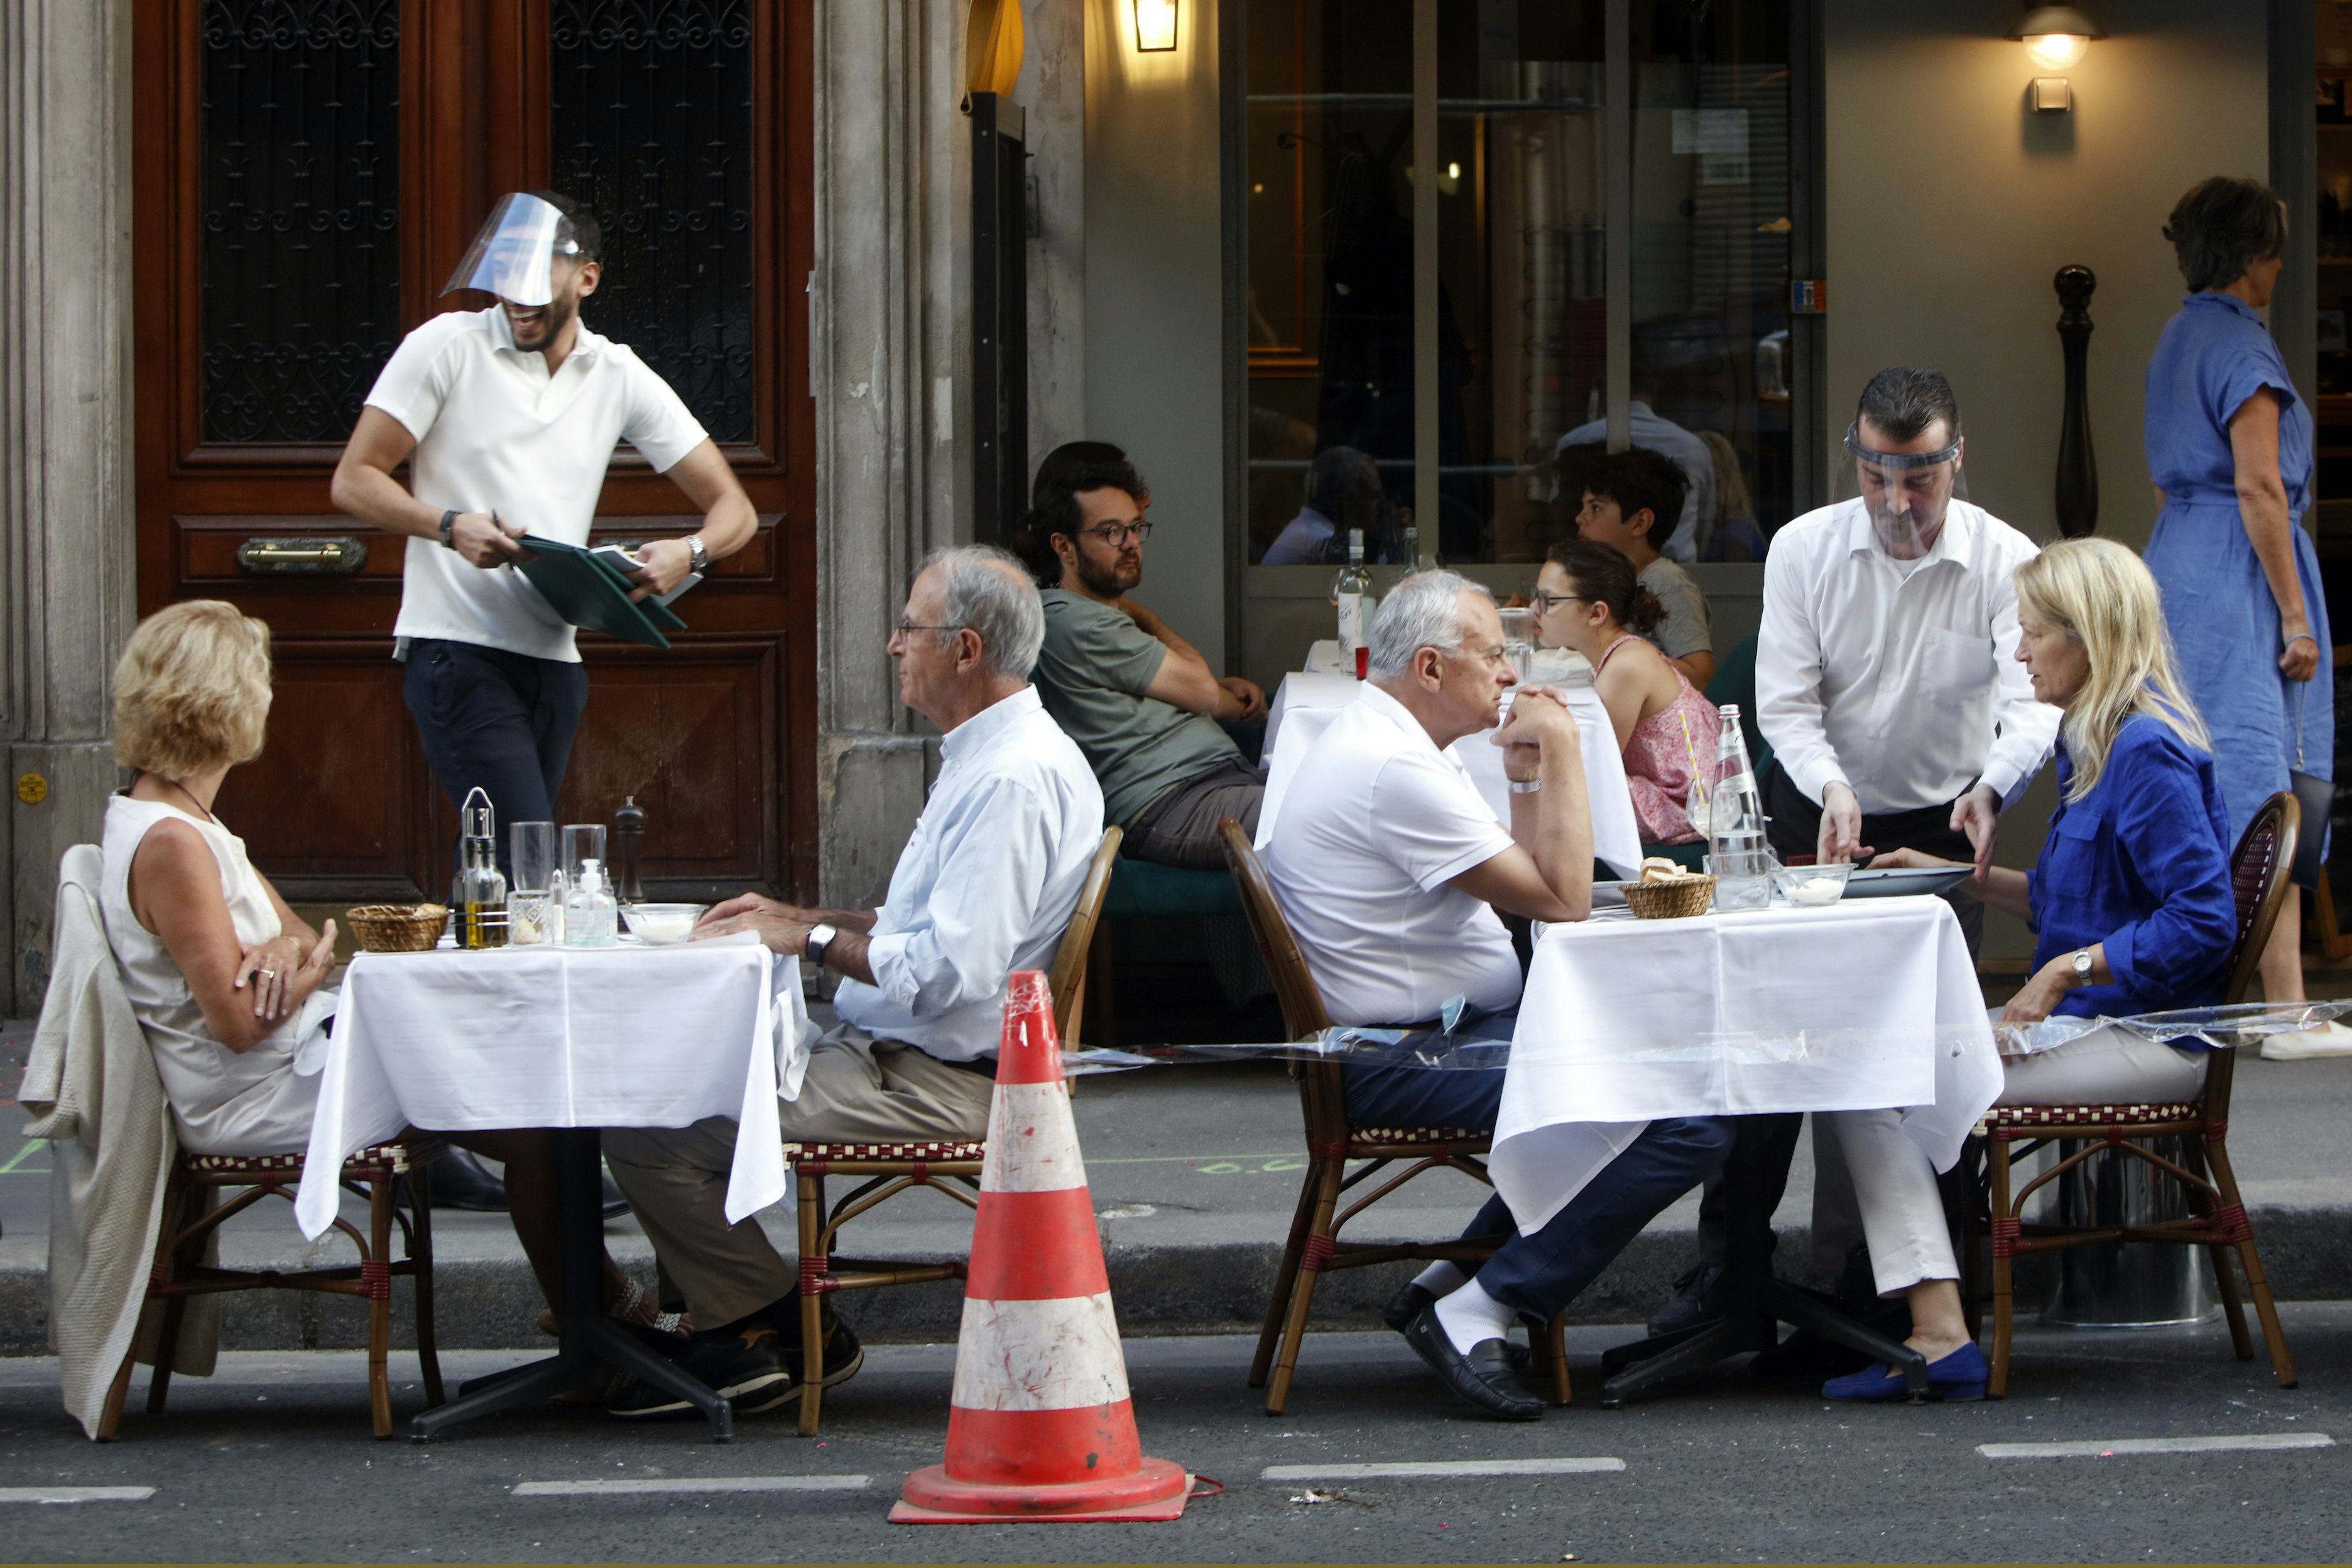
[598,546,1104,1420]
[1263,570,1732,1421]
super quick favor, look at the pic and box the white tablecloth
[1259,670,1645,879]
[1489,895,2000,1233]
[295,933,813,1238]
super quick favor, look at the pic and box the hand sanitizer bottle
[564,858,619,948]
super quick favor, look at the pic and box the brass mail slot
[236,537,368,576]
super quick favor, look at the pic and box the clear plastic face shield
[441,192,581,307]
[1834,421,1968,559]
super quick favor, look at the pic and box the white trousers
[1815,1025,2211,1298]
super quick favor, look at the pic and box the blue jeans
[1344,1040,1733,1322]
[403,638,590,881]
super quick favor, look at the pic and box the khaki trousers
[604,1031,996,1327]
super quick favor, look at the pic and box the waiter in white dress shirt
[330,190,757,872]
[1648,365,2060,1344]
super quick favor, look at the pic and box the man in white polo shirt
[331,190,757,869]
[1263,570,1732,1421]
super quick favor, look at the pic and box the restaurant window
[1238,0,1809,567]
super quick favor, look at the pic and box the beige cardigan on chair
[20,845,219,1439]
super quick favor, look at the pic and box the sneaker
[765,1302,865,1389]
[1646,1264,1727,1338]
[606,1324,796,1420]
[2261,1021,2352,1060]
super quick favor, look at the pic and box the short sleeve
[1368,752,1515,891]
[2209,331,2300,443]
[1038,600,1167,698]
[1651,573,1713,658]
[363,315,466,443]
[617,352,712,473]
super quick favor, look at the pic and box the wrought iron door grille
[551,0,757,445]
[198,0,401,445]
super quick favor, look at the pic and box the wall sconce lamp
[1134,0,1177,52]
[2008,5,2103,110]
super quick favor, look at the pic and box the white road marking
[0,1487,156,1504]
[1262,1458,1626,1481]
[1978,1433,2334,1460]
[511,1476,872,1497]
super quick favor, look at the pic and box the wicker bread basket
[345,903,449,953]
[1624,875,1716,920]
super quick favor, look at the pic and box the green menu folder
[513,535,688,650]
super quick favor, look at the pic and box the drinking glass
[507,821,559,944]
[562,823,608,886]
[1498,606,1535,682]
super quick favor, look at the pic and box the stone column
[0,0,136,1017]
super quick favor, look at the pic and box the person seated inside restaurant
[1569,446,1716,691]
[96,601,624,1332]
[1816,538,2237,1404]
[1698,429,1769,564]
[1019,455,1270,868]
[602,546,1104,1419]
[1555,352,1715,562]
[1262,570,1733,1420]
[1261,444,1393,565]
[1534,539,1722,849]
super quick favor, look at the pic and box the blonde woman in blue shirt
[1828,538,2236,1401]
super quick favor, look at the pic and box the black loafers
[1381,1281,1437,1333]
[1403,1308,1545,1422]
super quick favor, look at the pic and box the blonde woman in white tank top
[103,602,663,1332]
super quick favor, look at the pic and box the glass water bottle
[1332,527,1372,657]
[456,787,510,949]
[1706,705,1774,911]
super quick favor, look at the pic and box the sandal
[537,1276,692,1339]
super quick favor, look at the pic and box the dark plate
[1841,865,1972,899]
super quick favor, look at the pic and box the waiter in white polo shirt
[1645,365,2061,1347]
[331,190,756,870]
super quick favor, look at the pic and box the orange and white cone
[892,970,1191,1525]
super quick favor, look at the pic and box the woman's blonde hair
[112,600,274,780]
[2013,538,2208,801]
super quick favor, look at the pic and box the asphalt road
[3,1308,2348,1563]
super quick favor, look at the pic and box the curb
[8,1207,2351,1356]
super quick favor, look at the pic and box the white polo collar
[485,304,606,368]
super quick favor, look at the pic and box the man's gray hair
[1366,568,1493,678]
[919,544,1044,677]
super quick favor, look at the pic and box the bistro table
[1259,663,1646,878]
[294,932,812,1441]
[1493,894,2001,1403]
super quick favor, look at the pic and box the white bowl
[1771,864,1852,907]
[620,902,706,945]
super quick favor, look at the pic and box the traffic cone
[892,970,1191,1525]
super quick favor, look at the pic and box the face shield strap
[1841,423,1961,472]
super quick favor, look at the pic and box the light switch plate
[2033,77,2072,112]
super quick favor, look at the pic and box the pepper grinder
[611,794,646,904]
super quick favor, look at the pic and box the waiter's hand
[625,537,701,601]
[450,511,527,568]
[1950,783,2000,883]
[1817,780,1872,865]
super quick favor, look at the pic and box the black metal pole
[971,92,1028,545]
[2054,265,2098,538]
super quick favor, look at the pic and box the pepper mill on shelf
[611,794,646,904]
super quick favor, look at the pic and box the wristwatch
[2070,948,2095,983]
[439,509,459,549]
[804,921,838,967]
[685,534,710,574]
[1508,778,1544,794]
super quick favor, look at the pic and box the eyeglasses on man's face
[891,620,968,645]
[1075,521,1152,548]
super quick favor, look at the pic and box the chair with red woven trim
[1969,790,2301,1397]
[103,1137,445,1439]
[786,826,1121,1434]
[1219,818,1574,1415]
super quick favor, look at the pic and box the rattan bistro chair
[1969,791,2301,1397]
[103,1139,446,1440]
[786,826,1121,1434]
[1219,819,1574,1415]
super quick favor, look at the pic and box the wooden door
[133,0,816,905]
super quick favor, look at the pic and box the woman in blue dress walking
[2144,176,2336,1031]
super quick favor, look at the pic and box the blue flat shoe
[1820,1341,1988,1403]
